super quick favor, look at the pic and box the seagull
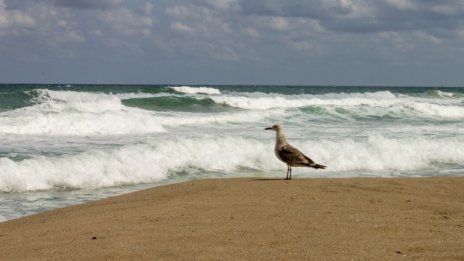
[265,124,326,180]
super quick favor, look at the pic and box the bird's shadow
[251,178,289,181]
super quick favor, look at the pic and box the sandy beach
[1,177,463,260]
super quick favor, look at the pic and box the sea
[1,84,463,221]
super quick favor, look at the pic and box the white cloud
[143,2,154,15]
[269,17,289,31]
[385,0,417,11]
[287,40,322,55]
[1,0,464,85]
[61,30,85,43]
[0,0,86,44]
[244,27,260,38]
[54,0,122,9]
[99,7,154,37]
[0,0,35,30]
[166,4,212,20]
[430,3,463,16]
[171,22,194,34]
[204,0,239,10]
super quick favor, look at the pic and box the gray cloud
[0,0,463,85]
[240,0,464,35]
[53,0,122,9]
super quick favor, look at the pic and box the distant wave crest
[0,89,280,136]
[209,91,464,119]
[170,86,222,95]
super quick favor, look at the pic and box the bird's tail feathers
[310,163,327,169]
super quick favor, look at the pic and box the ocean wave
[209,91,396,110]
[406,103,464,118]
[425,90,463,99]
[0,137,278,192]
[170,86,222,95]
[314,135,464,172]
[156,110,285,127]
[0,109,166,135]
[27,89,464,119]
[27,89,159,113]
[122,96,230,112]
[2,88,463,137]
[210,91,464,119]
[0,108,279,136]
[1,135,463,192]
[0,89,281,136]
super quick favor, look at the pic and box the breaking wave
[0,137,277,192]
[0,89,279,136]
[209,91,464,119]
[122,96,228,112]
[1,135,463,192]
[170,86,222,95]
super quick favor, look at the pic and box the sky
[0,0,464,86]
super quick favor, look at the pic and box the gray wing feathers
[278,144,315,166]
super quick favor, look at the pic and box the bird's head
[265,124,282,132]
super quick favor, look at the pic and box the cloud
[0,0,86,44]
[203,0,239,10]
[0,0,35,30]
[166,4,213,20]
[239,0,464,35]
[171,22,194,34]
[1,0,464,85]
[269,17,289,31]
[98,6,154,37]
[54,0,122,10]
[384,0,417,11]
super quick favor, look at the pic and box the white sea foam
[0,110,166,135]
[210,91,464,118]
[0,137,278,192]
[210,91,396,110]
[171,86,222,95]
[0,89,278,136]
[1,135,463,192]
[156,109,286,127]
[0,90,166,135]
[0,108,279,136]
[436,90,454,98]
[432,90,463,98]
[312,135,464,172]
[30,89,159,113]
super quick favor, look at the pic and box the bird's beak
[265,127,272,130]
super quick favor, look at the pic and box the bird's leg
[289,167,292,180]
[286,165,290,180]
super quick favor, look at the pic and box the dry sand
[1,177,463,260]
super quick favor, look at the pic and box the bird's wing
[279,144,314,165]
[302,154,316,165]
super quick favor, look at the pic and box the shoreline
[1,176,463,260]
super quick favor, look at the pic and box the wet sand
[1,177,463,260]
